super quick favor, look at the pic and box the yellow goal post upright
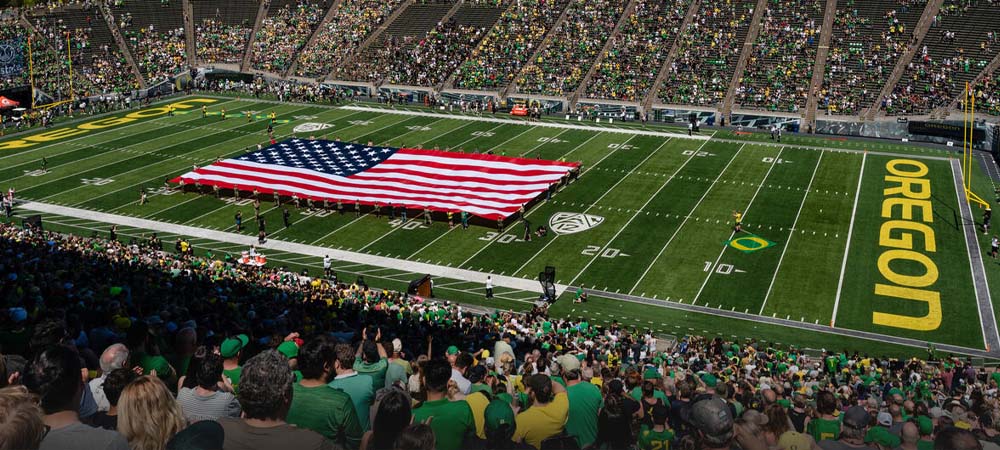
[28,31,77,111]
[963,82,991,211]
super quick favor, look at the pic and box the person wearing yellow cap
[220,334,249,393]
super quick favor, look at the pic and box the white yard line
[20,201,564,294]
[692,147,785,304]
[511,135,649,276]
[628,143,744,295]
[341,105,712,141]
[759,151,824,314]
[456,131,608,266]
[566,138,685,286]
[831,151,867,327]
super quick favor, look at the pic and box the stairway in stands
[334,0,457,83]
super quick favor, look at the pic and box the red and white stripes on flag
[170,139,579,220]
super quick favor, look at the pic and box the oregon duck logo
[549,212,604,235]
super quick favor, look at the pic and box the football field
[2,95,996,357]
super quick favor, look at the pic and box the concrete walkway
[19,201,560,295]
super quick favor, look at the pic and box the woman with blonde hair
[117,375,186,450]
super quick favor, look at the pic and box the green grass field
[1,95,994,357]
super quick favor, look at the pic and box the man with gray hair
[89,344,129,412]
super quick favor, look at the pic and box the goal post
[963,82,991,210]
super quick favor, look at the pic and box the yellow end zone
[0,98,219,151]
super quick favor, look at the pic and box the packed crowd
[455,0,570,90]
[584,0,689,103]
[735,0,823,112]
[293,0,403,79]
[822,0,926,115]
[123,25,186,83]
[885,0,999,115]
[513,0,628,96]
[251,0,326,74]
[0,17,80,100]
[196,19,253,65]
[973,70,1000,117]
[30,11,136,98]
[5,203,1000,450]
[383,20,491,87]
[657,0,753,106]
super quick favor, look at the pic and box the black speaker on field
[22,214,42,231]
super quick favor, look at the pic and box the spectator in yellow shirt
[513,374,568,449]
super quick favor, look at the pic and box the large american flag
[171,138,579,220]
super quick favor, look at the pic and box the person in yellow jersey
[512,374,568,449]
[733,211,743,232]
[221,108,227,120]
[202,105,207,118]
[269,111,277,124]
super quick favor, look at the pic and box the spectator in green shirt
[330,343,375,432]
[412,358,476,450]
[638,404,675,450]
[221,334,249,393]
[354,328,389,390]
[562,356,602,448]
[287,336,363,449]
[127,321,176,387]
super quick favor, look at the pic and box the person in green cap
[484,399,519,450]
[354,328,389,390]
[330,343,375,432]
[914,416,934,450]
[638,404,674,450]
[277,340,302,382]
[412,358,475,450]
[286,336,363,448]
[221,334,249,393]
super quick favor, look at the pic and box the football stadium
[2,0,1000,449]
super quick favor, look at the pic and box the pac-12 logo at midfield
[293,122,332,133]
[549,212,604,235]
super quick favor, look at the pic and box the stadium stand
[1,220,998,450]
[513,0,629,96]
[975,69,1000,116]
[23,5,136,98]
[656,0,756,107]
[249,0,328,74]
[583,0,690,103]
[886,0,1000,115]
[454,0,573,91]
[12,8,94,101]
[383,1,508,88]
[292,0,404,79]
[193,0,258,65]
[108,0,187,84]
[735,0,824,112]
[818,0,927,115]
[333,1,458,84]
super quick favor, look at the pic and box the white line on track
[831,151,867,327]
[628,143,744,295]
[510,134,649,276]
[759,151,824,314]
[566,138,686,287]
[692,147,785,304]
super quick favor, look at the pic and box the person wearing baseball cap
[220,334,249,393]
[388,337,412,377]
[484,399,519,449]
[683,394,737,449]
[513,374,569,449]
[818,405,877,450]
[638,404,674,450]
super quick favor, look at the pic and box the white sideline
[340,106,712,141]
[19,201,564,296]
